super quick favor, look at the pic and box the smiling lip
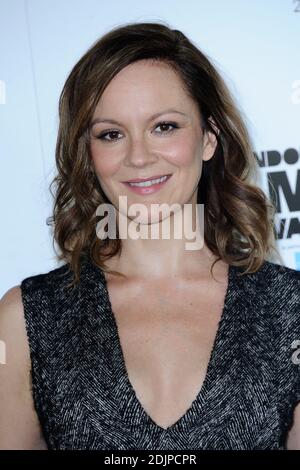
[122,174,172,183]
[122,174,172,195]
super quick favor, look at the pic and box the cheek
[90,145,120,178]
[164,136,200,167]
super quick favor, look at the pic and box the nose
[124,134,158,168]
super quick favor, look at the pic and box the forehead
[94,60,197,115]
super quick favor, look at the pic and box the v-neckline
[89,258,238,433]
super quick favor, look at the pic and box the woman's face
[89,59,217,224]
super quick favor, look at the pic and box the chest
[105,276,228,429]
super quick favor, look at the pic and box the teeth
[129,175,168,187]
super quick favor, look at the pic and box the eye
[97,130,122,142]
[96,121,179,142]
[154,121,179,135]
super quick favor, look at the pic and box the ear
[202,116,219,162]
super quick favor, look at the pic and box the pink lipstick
[122,174,172,195]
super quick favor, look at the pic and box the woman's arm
[286,402,300,449]
[0,286,48,450]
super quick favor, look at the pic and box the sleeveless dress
[20,256,300,450]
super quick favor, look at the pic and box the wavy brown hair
[47,21,281,287]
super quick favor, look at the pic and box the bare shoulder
[0,286,48,449]
[1,284,23,305]
[286,401,300,449]
[0,285,26,329]
[0,286,31,370]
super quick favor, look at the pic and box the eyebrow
[90,109,188,127]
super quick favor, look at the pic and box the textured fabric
[20,256,300,450]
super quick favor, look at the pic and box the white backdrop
[0,0,299,296]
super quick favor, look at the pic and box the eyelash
[96,121,180,142]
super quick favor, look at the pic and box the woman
[0,22,299,450]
